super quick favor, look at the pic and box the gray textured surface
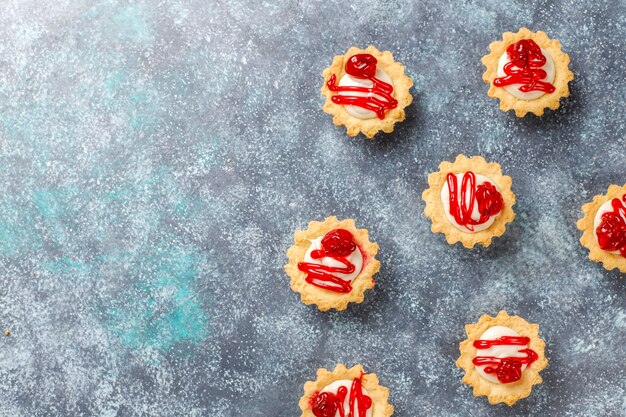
[0,0,624,416]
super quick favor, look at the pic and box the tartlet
[321,46,413,138]
[577,183,626,273]
[456,311,548,406]
[284,216,380,311]
[299,364,394,417]
[422,155,516,248]
[482,28,574,117]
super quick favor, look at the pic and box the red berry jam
[596,195,626,258]
[446,172,504,232]
[327,53,398,119]
[472,335,538,384]
[493,39,556,94]
[298,229,363,293]
[310,376,372,417]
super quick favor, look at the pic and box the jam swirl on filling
[327,53,398,119]
[446,172,504,232]
[596,194,626,258]
[310,375,372,417]
[297,229,363,293]
[472,336,538,384]
[494,39,556,94]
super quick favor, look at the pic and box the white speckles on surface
[0,0,624,416]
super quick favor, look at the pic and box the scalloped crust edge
[576,183,626,273]
[321,46,414,138]
[421,154,516,249]
[481,28,574,117]
[456,310,548,406]
[299,364,394,417]
[284,216,381,311]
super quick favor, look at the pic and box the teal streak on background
[32,187,84,220]
[112,2,154,44]
[42,256,92,275]
[0,194,42,256]
[1,0,625,415]
[105,244,209,354]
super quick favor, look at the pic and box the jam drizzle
[446,172,504,232]
[298,229,362,293]
[472,336,538,384]
[327,53,398,119]
[596,194,626,258]
[311,375,372,417]
[494,39,556,94]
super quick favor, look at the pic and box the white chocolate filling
[496,47,555,100]
[475,326,530,384]
[338,68,394,119]
[593,199,626,254]
[440,172,501,233]
[320,379,373,417]
[303,236,363,282]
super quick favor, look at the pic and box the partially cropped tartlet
[577,183,626,273]
[285,216,380,311]
[482,28,574,117]
[422,155,516,248]
[321,46,413,138]
[299,364,394,417]
[456,311,548,406]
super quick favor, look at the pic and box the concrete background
[0,0,624,416]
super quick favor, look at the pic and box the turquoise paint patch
[32,187,85,240]
[106,244,209,353]
[0,113,50,175]
[128,90,159,129]
[29,187,95,255]
[112,279,207,351]
[103,69,126,94]
[33,189,67,219]
[0,195,43,257]
[103,187,131,202]
[0,222,18,255]
[42,256,91,275]
[112,3,154,44]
